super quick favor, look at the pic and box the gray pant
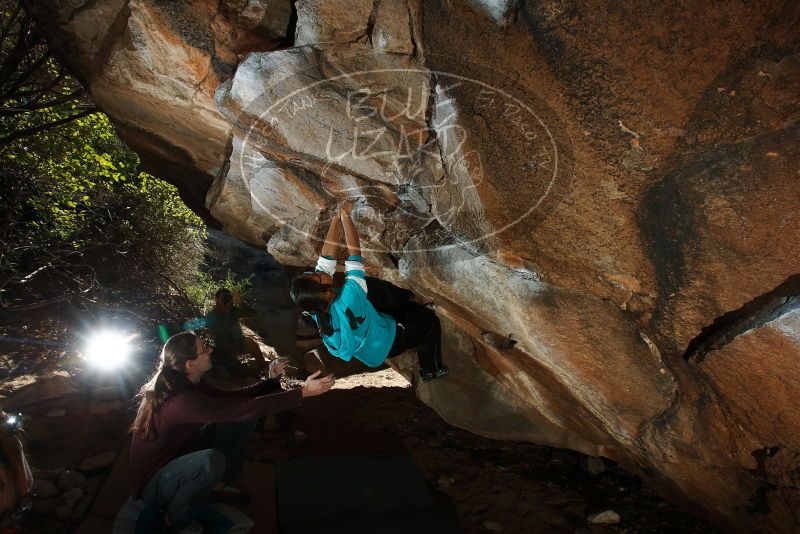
[141,420,257,528]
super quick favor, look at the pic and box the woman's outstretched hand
[301,370,335,397]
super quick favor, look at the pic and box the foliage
[185,270,253,315]
[0,0,94,144]
[0,1,265,335]
[0,2,208,315]
[0,110,207,312]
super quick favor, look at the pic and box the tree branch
[9,68,66,98]
[0,49,51,101]
[0,21,30,87]
[0,107,96,144]
[0,285,94,312]
[0,2,22,46]
[0,89,84,114]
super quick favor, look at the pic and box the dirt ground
[6,339,721,534]
[249,368,719,534]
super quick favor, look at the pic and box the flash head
[3,413,23,435]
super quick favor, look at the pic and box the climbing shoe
[209,482,250,505]
[177,521,204,534]
[164,515,203,534]
[420,366,449,382]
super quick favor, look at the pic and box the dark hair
[290,274,336,337]
[215,288,233,304]
[131,331,199,440]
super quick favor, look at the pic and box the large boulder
[27,0,800,530]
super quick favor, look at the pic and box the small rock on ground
[91,386,123,401]
[80,451,117,472]
[71,494,93,519]
[587,510,620,524]
[33,479,58,499]
[61,487,83,505]
[57,470,87,491]
[88,400,121,415]
[437,475,456,487]
[483,520,504,532]
[55,501,75,520]
[32,498,59,516]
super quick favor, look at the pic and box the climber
[290,200,449,382]
[183,288,268,372]
[129,331,334,533]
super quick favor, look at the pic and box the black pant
[386,303,444,373]
[365,278,444,373]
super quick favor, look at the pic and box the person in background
[129,331,334,533]
[290,200,448,382]
[0,411,33,527]
[185,288,267,371]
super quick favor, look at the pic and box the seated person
[0,413,33,524]
[185,289,267,371]
[129,331,334,533]
[290,200,448,382]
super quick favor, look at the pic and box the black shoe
[420,366,449,382]
[163,513,204,534]
[209,482,250,505]
[176,520,204,534]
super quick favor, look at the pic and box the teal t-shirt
[313,256,396,367]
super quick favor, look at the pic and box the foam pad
[276,454,460,534]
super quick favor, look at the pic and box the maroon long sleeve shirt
[129,379,302,497]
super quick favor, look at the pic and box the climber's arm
[340,201,361,258]
[320,209,343,258]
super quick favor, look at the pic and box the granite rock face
[27,0,800,530]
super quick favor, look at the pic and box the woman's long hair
[130,331,199,440]
[290,275,335,336]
